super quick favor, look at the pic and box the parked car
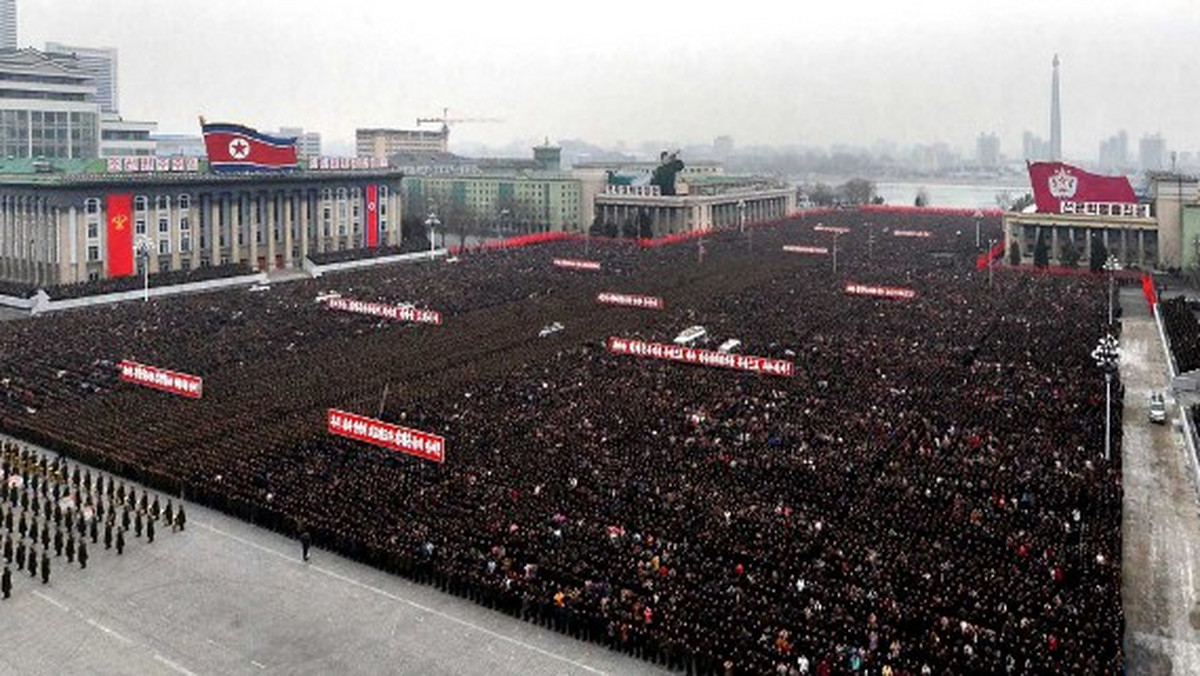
[1148,392,1167,424]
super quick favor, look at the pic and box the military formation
[0,440,184,601]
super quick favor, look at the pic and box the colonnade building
[594,184,795,237]
[0,167,404,286]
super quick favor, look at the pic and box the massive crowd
[0,210,1123,674]
[1159,296,1200,374]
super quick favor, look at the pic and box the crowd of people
[1159,296,1200,374]
[0,209,1123,674]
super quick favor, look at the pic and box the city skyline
[17,0,1200,162]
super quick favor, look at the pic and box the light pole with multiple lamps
[424,208,441,260]
[1091,334,1119,462]
[135,238,151,302]
[737,199,750,251]
[832,231,841,274]
[987,237,996,287]
[1103,254,1121,326]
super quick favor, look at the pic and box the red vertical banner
[106,193,134,277]
[366,184,379,248]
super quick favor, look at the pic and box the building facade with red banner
[0,166,403,286]
[1003,163,1200,270]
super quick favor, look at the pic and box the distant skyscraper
[0,0,14,50]
[1098,130,1129,173]
[1049,54,1062,161]
[976,133,1000,169]
[45,43,119,113]
[279,127,321,158]
[1023,131,1049,162]
[1139,134,1166,172]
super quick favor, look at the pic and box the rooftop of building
[0,156,402,187]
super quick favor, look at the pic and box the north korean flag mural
[366,184,379,248]
[1027,161,1136,214]
[106,193,134,277]
[201,119,299,173]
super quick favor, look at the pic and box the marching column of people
[0,440,184,601]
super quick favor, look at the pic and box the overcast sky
[22,0,1199,159]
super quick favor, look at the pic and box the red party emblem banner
[892,230,932,238]
[553,258,602,271]
[326,297,442,325]
[607,337,794,377]
[814,226,850,234]
[119,360,203,399]
[1027,161,1136,214]
[328,409,445,463]
[597,292,664,310]
[844,283,917,300]
[782,245,829,254]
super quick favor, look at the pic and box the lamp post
[1103,254,1121,326]
[135,238,151,302]
[1091,334,1119,462]
[832,231,841,274]
[424,208,441,260]
[738,199,749,251]
[866,221,874,262]
[987,237,996,287]
[498,208,509,243]
[973,209,983,249]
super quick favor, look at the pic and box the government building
[0,159,403,286]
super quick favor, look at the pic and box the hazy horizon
[22,0,1198,159]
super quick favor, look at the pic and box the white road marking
[86,618,134,645]
[154,654,198,676]
[194,520,608,675]
[31,590,68,611]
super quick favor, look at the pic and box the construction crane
[416,107,503,135]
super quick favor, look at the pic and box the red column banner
[782,245,829,254]
[326,297,442,325]
[844,283,917,300]
[366,184,379,248]
[553,258,602,271]
[106,193,134,278]
[607,336,794,377]
[118,360,203,398]
[597,292,664,310]
[328,409,445,463]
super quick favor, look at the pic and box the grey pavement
[0,435,668,676]
[1119,293,1200,675]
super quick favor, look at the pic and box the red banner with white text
[366,184,379,248]
[608,337,794,377]
[597,292,664,310]
[783,245,829,255]
[328,409,445,463]
[1028,161,1136,214]
[327,297,442,325]
[119,360,203,398]
[844,283,917,300]
[553,258,602,271]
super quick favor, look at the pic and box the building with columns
[594,183,794,238]
[0,166,403,286]
[1002,174,1199,270]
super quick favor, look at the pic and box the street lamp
[866,221,874,262]
[738,199,750,251]
[987,237,996,287]
[832,231,841,274]
[1103,255,1121,326]
[424,208,441,260]
[135,237,151,302]
[1091,334,1119,462]
[973,209,983,249]
[498,208,509,243]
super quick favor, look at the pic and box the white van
[674,326,708,346]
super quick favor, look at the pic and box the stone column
[299,190,310,263]
[1138,230,1146,268]
[188,198,200,270]
[170,197,182,271]
[249,193,260,270]
[266,191,277,269]
[389,187,401,246]
[209,194,221,265]
[284,191,294,268]
[230,194,242,265]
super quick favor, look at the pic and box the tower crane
[416,107,503,135]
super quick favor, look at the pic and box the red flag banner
[1027,161,1136,214]
[782,245,829,254]
[597,292,664,310]
[814,225,851,234]
[201,121,299,173]
[607,337,794,377]
[844,283,917,300]
[366,184,379,248]
[892,230,932,238]
[106,193,134,277]
[119,360,203,399]
[553,258,602,271]
[328,409,445,463]
[327,297,442,325]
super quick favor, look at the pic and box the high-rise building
[1098,130,1129,173]
[0,49,99,159]
[976,133,1000,169]
[1049,54,1062,161]
[1140,134,1167,172]
[1023,131,1049,162]
[98,112,156,157]
[357,128,448,161]
[0,0,14,51]
[279,127,321,158]
[44,43,119,114]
